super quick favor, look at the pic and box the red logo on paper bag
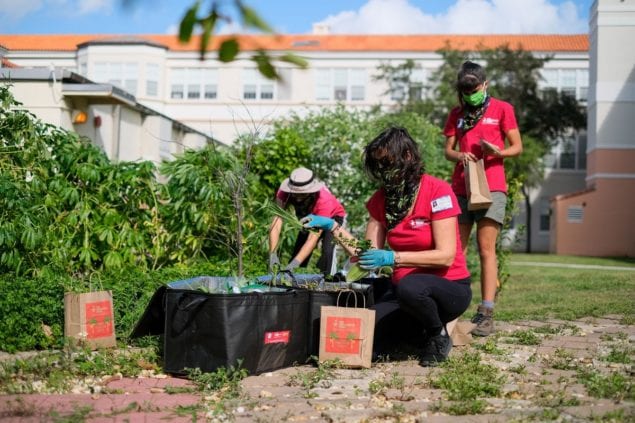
[85,300,113,339]
[264,330,290,344]
[325,316,361,354]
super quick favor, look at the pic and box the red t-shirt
[277,186,346,218]
[366,175,470,284]
[443,97,518,196]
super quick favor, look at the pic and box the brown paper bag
[64,290,116,349]
[465,159,492,211]
[319,291,375,368]
[446,318,476,346]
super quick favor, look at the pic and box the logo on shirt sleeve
[431,195,453,213]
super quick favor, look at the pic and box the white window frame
[545,132,586,171]
[170,67,218,101]
[539,68,589,102]
[146,63,160,97]
[242,68,275,100]
[314,68,367,102]
[389,65,426,102]
[92,61,139,95]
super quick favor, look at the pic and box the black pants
[372,274,472,354]
[292,215,345,275]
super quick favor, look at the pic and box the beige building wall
[551,0,635,257]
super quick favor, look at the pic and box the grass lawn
[473,253,635,323]
[510,253,635,267]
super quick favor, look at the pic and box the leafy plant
[577,369,633,402]
[186,361,248,398]
[430,351,505,402]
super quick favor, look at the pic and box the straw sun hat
[279,167,325,194]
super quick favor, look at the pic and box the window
[545,133,587,170]
[577,69,589,101]
[559,137,576,169]
[314,68,367,101]
[539,197,551,232]
[539,68,589,102]
[146,63,159,97]
[387,63,426,101]
[92,61,139,95]
[243,69,275,100]
[170,67,218,100]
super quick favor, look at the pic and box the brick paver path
[1,315,633,422]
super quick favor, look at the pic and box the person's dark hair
[457,60,487,95]
[364,126,422,185]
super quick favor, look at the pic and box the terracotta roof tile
[0,34,588,53]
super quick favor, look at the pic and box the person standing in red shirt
[302,127,472,366]
[443,61,523,337]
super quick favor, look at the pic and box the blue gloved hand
[358,249,395,270]
[300,214,335,231]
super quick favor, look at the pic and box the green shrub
[0,274,67,352]
[0,259,270,353]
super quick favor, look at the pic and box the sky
[0,0,595,35]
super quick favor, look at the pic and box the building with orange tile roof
[1,27,625,257]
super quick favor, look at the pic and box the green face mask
[462,89,486,106]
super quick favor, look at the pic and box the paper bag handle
[336,289,366,308]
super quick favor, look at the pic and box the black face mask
[290,193,316,217]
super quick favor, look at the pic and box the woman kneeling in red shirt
[302,126,472,366]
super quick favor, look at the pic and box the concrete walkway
[511,261,635,272]
[1,315,633,422]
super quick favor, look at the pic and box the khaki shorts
[457,192,507,226]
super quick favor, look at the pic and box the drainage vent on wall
[567,205,584,223]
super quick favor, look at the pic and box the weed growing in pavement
[48,405,93,422]
[504,329,542,345]
[429,351,504,415]
[543,348,579,371]
[164,385,197,394]
[287,359,339,398]
[472,337,506,355]
[620,315,634,325]
[577,369,634,402]
[368,372,420,401]
[602,346,633,364]
[368,372,405,395]
[600,331,628,342]
[186,361,248,398]
[592,408,627,421]
[173,404,205,419]
[532,324,560,335]
[430,399,487,415]
[534,386,581,408]
[0,346,159,394]
[508,364,527,375]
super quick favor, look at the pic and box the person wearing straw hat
[269,167,346,275]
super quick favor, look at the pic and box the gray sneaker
[471,305,494,337]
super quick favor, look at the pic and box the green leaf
[238,2,273,33]
[199,14,217,59]
[278,53,308,69]
[218,39,240,63]
[179,2,200,43]
[252,50,278,80]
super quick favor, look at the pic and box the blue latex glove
[358,249,394,270]
[300,214,335,231]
